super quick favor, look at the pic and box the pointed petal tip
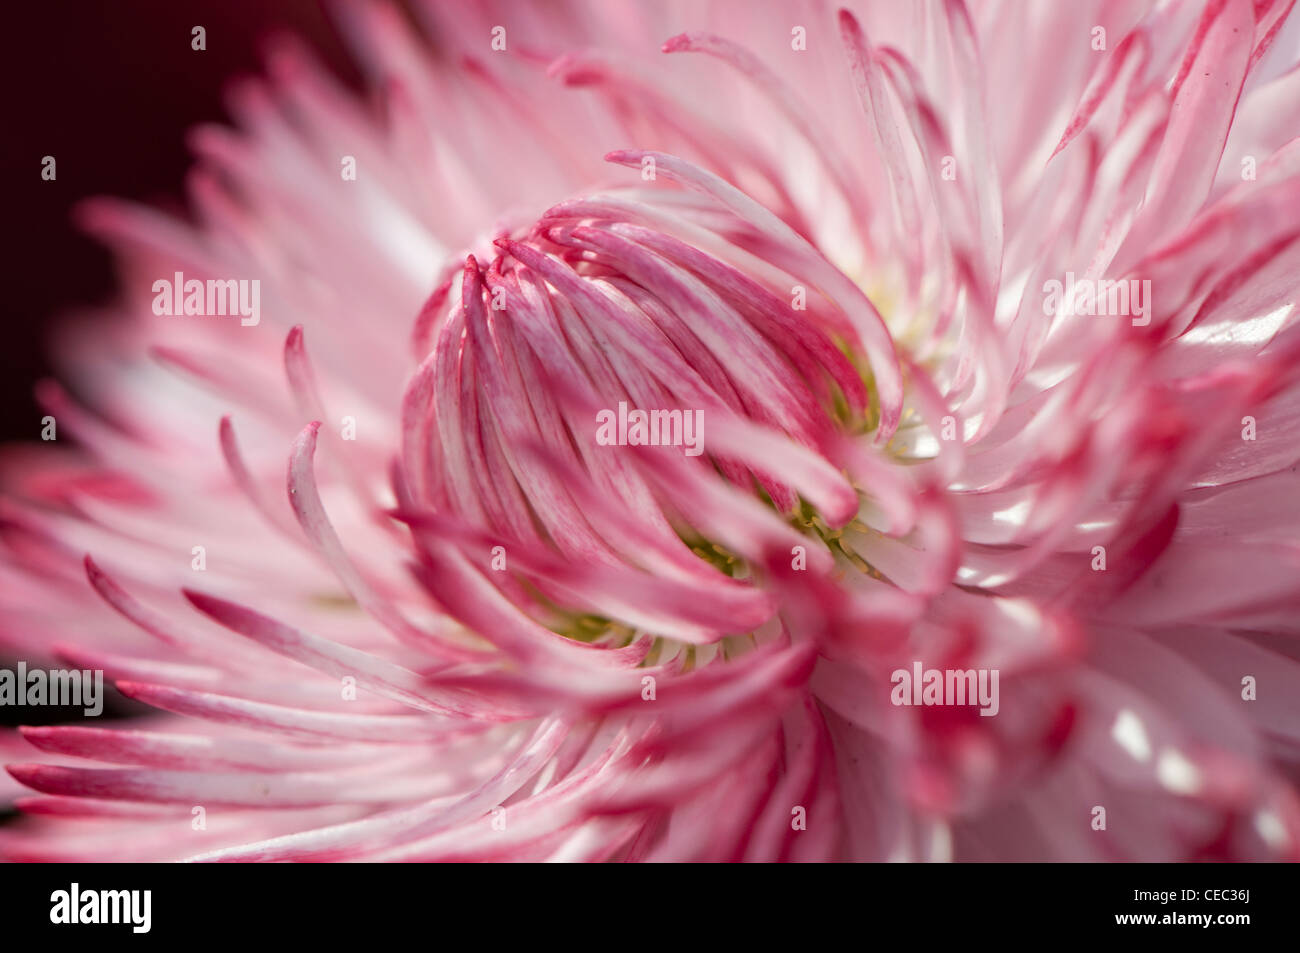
[4,763,43,787]
[50,642,94,669]
[179,587,209,611]
[69,196,127,236]
[837,7,868,43]
[113,680,155,704]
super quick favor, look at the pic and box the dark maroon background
[0,0,363,443]
[0,3,366,737]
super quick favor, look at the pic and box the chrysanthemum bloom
[4,0,1300,862]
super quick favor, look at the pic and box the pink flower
[4,0,1300,862]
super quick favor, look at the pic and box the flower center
[403,181,902,653]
